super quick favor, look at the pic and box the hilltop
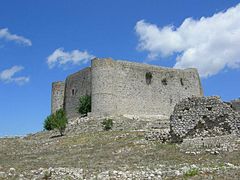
[0,120,240,179]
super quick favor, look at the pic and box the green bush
[78,95,91,116]
[44,115,55,131]
[54,109,68,136]
[184,168,199,178]
[101,118,113,131]
[43,108,68,136]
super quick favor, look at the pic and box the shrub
[44,115,55,131]
[184,168,199,178]
[43,109,68,136]
[145,72,152,85]
[101,118,113,131]
[78,95,91,116]
[43,170,52,180]
[53,109,68,136]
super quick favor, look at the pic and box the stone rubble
[179,135,240,154]
[169,96,240,142]
[1,163,240,179]
[145,129,170,142]
[66,115,169,134]
[145,96,240,155]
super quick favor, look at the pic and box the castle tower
[91,58,203,117]
[51,81,65,114]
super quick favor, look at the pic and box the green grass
[184,168,199,178]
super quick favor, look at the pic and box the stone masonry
[64,67,91,119]
[230,98,240,113]
[169,96,240,142]
[51,81,65,114]
[51,58,203,120]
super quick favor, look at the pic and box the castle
[51,58,203,120]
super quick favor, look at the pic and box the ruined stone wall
[51,81,65,114]
[91,58,203,117]
[230,99,240,113]
[64,68,91,119]
[170,96,240,142]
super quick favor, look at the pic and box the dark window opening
[162,78,167,86]
[184,107,190,111]
[206,107,212,111]
[180,78,184,86]
[202,115,208,120]
[71,89,75,96]
[145,72,152,85]
[178,116,182,120]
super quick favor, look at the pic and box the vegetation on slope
[44,109,68,136]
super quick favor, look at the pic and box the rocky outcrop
[170,96,240,142]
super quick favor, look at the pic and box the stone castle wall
[91,58,203,117]
[51,58,203,120]
[51,81,65,114]
[64,67,91,119]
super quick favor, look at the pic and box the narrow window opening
[206,107,212,111]
[71,89,75,96]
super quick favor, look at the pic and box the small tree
[53,109,68,136]
[43,109,68,136]
[44,115,55,130]
[78,95,91,116]
[101,118,113,131]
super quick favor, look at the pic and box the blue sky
[0,0,240,136]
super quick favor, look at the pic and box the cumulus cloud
[0,28,32,46]
[47,48,95,68]
[135,3,240,77]
[0,66,30,85]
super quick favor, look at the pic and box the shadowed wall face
[64,68,91,119]
[91,58,203,117]
[51,81,65,114]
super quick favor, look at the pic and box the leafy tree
[53,109,68,136]
[43,109,68,136]
[44,115,55,131]
[78,95,91,116]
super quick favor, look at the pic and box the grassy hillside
[0,130,240,179]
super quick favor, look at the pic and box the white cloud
[0,66,30,85]
[47,48,95,68]
[135,3,240,77]
[0,28,32,46]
